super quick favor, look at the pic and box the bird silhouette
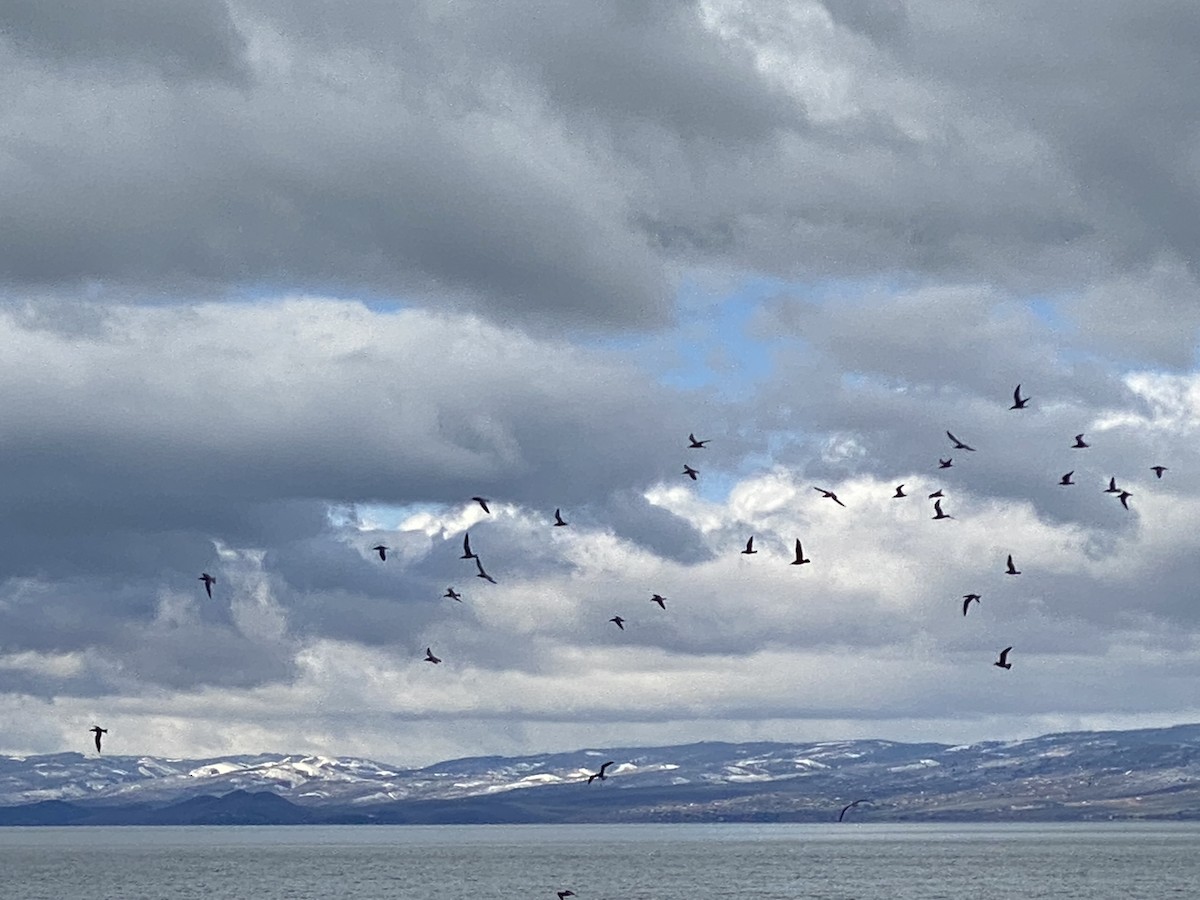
[199,573,215,598]
[475,558,497,584]
[688,433,709,448]
[424,647,441,664]
[932,499,952,520]
[1072,434,1089,448]
[938,458,953,469]
[557,892,576,900]
[650,594,667,609]
[994,646,1013,670]
[1151,466,1168,479]
[587,761,615,784]
[609,616,625,630]
[1117,490,1133,510]
[553,508,568,526]
[472,497,491,513]
[962,593,981,616]
[928,489,944,499]
[946,431,976,451]
[893,484,906,498]
[813,487,846,507]
[791,540,810,565]
[683,465,699,480]
[372,544,388,561]
[90,725,107,754]
[741,536,757,555]
[1005,554,1020,575]
[1104,477,1120,494]
[1060,471,1074,485]
[460,533,477,560]
[1010,384,1030,409]
[443,587,462,602]
[838,798,868,822]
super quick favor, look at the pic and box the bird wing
[1013,384,1022,403]
[999,646,1012,663]
[745,536,754,552]
[599,761,614,775]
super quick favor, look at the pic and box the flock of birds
[78,380,1171,897]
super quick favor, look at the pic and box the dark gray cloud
[0,0,250,83]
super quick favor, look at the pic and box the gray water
[1,822,1196,899]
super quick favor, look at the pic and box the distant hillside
[4,724,1200,823]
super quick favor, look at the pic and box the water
[1,822,1197,899]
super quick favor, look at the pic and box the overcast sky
[2,0,1199,766]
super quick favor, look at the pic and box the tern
[938,458,953,469]
[893,484,906,498]
[838,798,868,822]
[1117,490,1133,510]
[928,489,944,499]
[199,573,216,598]
[1005,554,1020,575]
[475,558,497,584]
[1060,471,1074,485]
[962,593,981,616]
[553,508,568,527]
[813,487,846,507]
[460,533,477,560]
[558,892,576,900]
[472,496,491,514]
[790,540,810,565]
[609,616,625,630]
[1010,384,1030,409]
[372,544,388,561]
[1072,434,1089,448]
[443,587,462,602]
[688,433,709,448]
[994,646,1013,670]
[932,499,952,520]
[90,726,107,754]
[587,761,615,784]
[683,465,699,480]
[946,431,976,451]
[424,648,441,664]
[1151,466,1168,479]
[1104,477,1120,494]
[741,536,757,555]
[650,594,667,609]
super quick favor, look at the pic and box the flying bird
[557,892,576,900]
[838,799,868,822]
[994,646,1013,670]
[198,573,216,598]
[741,536,757,555]
[553,508,568,527]
[1060,471,1074,485]
[650,594,667,609]
[587,761,615,784]
[1151,466,1168,479]
[938,458,953,469]
[89,726,107,754]
[687,433,709,448]
[475,557,497,584]
[1072,434,1089,448]
[1117,490,1133,510]
[932,499,952,520]
[813,487,845,507]
[460,532,477,560]
[443,587,462,602]
[1005,554,1020,575]
[1104,477,1120,494]
[962,593,981,616]
[928,489,944,499]
[472,496,491,514]
[1010,384,1030,409]
[682,465,699,480]
[372,544,388,561]
[609,616,625,630]
[893,484,906,498]
[790,540,810,565]
[424,647,441,664]
[946,431,976,451]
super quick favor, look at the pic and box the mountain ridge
[5,723,1200,823]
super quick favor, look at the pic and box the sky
[2,0,1200,766]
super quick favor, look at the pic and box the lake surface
[1,822,1196,899]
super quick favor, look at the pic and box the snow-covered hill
[5,723,1200,821]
